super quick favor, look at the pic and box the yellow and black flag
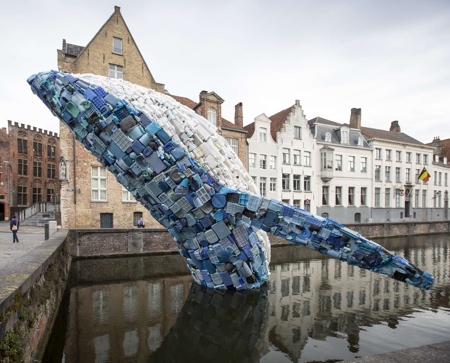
[418,167,430,183]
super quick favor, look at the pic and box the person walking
[10,214,20,243]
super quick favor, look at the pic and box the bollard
[45,223,49,240]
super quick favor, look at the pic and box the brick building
[0,121,60,221]
[57,6,247,228]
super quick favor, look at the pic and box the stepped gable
[361,126,424,145]
[268,106,294,141]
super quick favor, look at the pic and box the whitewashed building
[245,100,316,212]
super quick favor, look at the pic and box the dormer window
[357,136,364,146]
[340,129,349,145]
[325,132,331,142]
[113,37,122,54]
[208,107,217,125]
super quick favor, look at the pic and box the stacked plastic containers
[27,71,434,290]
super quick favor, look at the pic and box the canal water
[44,234,450,362]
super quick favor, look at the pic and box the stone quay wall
[70,221,450,258]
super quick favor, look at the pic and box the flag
[418,167,430,183]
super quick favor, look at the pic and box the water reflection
[49,234,450,362]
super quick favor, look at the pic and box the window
[348,156,355,172]
[282,148,290,164]
[348,187,355,205]
[47,144,56,158]
[340,130,349,144]
[434,171,437,186]
[406,168,411,183]
[361,157,367,173]
[293,200,301,207]
[446,173,448,187]
[395,189,401,208]
[375,148,382,160]
[375,165,381,181]
[109,64,123,79]
[17,186,27,206]
[259,127,267,142]
[422,190,427,207]
[33,161,42,177]
[293,150,301,165]
[92,166,107,201]
[208,108,217,125]
[122,186,136,202]
[259,177,267,196]
[294,126,302,139]
[335,186,342,206]
[113,37,123,54]
[225,138,238,155]
[293,175,301,191]
[375,188,381,207]
[322,186,329,205]
[260,154,267,169]
[33,140,42,156]
[357,137,364,146]
[406,152,412,163]
[304,176,311,192]
[270,178,276,192]
[100,213,113,228]
[395,167,401,183]
[415,169,420,184]
[46,188,54,202]
[335,155,342,171]
[269,155,276,169]
[249,153,256,168]
[18,159,28,176]
[321,151,333,170]
[282,174,290,191]
[304,151,311,166]
[415,189,420,207]
[33,187,42,203]
[361,187,367,206]
[18,138,27,154]
[47,163,56,179]
[396,150,402,162]
[439,172,442,186]
[325,132,331,142]
[386,149,392,161]
[416,153,421,164]
[385,188,391,207]
[385,166,391,182]
[424,154,428,164]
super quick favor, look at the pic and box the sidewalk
[0,221,47,270]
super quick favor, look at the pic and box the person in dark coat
[10,214,20,243]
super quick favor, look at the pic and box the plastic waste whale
[27,70,434,290]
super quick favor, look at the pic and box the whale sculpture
[27,70,434,290]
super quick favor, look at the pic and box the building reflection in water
[56,235,450,362]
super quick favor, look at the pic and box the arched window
[208,107,217,125]
[325,132,331,142]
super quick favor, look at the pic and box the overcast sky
[1,0,449,143]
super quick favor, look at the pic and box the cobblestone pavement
[0,221,46,270]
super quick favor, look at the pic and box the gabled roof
[62,42,84,57]
[268,106,294,141]
[243,122,255,138]
[169,94,199,110]
[308,116,342,127]
[361,126,424,146]
[168,94,246,132]
[64,6,159,86]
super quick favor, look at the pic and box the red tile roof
[269,106,294,141]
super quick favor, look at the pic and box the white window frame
[249,153,256,168]
[113,37,123,54]
[122,186,136,202]
[225,137,238,155]
[92,166,107,201]
[208,108,217,125]
[109,64,123,79]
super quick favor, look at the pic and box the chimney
[390,120,401,133]
[349,108,361,130]
[235,102,243,128]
